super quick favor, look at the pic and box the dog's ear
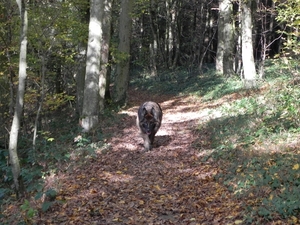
[151,106,156,118]
[142,107,147,116]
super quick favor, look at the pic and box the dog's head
[141,109,156,135]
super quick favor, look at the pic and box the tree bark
[149,0,158,76]
[222,0,234,76]
[216,0,225,74]
[33,54,46,150]
[81,0,103,132]
[235,2,243,77]
[241,0,257,88]
[99,0,112,112]
[75,43,86,116]
[114,0,133,105]
[9,0,27,198]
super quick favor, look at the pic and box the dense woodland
[0,0,300,224]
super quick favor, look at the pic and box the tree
[149,0,158,76]
[74,1,90,116]
[99,0,113,112]
[254,0,280,79]
[216,0,234,76]
[165,0,179,69]
[8,0,28,198]
[114,0,133,105]
[241,0,256,88]
[81,0,103,132]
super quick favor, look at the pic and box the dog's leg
[149,133,155,146]
[143,133,151,151]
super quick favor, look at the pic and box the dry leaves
[2,90,244,224]
[33,92,244,224]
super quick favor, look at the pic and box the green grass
[130,67,244,101]
[194,59,300,222]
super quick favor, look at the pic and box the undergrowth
[0,103,123,221]
[196,59,300,223]
[130,67,244,101]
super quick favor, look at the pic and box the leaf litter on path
[33,91,244,224]
[1,89,245,225]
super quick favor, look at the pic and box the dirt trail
[37,89,242,224]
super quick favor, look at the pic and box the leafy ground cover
[1,61,300,224]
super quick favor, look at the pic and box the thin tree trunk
[149,0,158,76]
[167,0,180,69]
[114,0,133,105]
[172,7,180,69]
[9,0,27,198]
[149,41,158,77]
[99,0,112,113]
[222,0,234,76]
[198,4,210,70]
[216,0,225,74]
[33,53,46,150]
[166,0,173,68]
[76,43,86,116]
[105,57,112,101]
[235,2,243,77]
[81,0,103,132]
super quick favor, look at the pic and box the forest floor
[40,88,247,225]
[1,73,296,224]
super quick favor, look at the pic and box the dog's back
[137,101,162,150]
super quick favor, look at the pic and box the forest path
[39,89,243,224]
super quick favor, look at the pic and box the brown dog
[136,101,162,150]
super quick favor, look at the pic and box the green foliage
[0,188,9,201]
[111,50,131,64]
[21,199,37,219]
[130,67,243,99]
[73,134,99,157]
[195,59,300,222]
[0,149,12,201]
[34,188,57,212]
[275,0,300,56]
[44,92,75,111]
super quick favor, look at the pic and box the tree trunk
[166,0,174,69]
[9,0,27,198]
[241,0,256,88]
[105,57,112,101]
[198,4,212,70]
[222,0,234,76]
[114,0,133,105]
[149,0,158,76]
[99,0,112,113]
[165,0,180,69]
[81,0,103,132]
[235,2,243,77]
[149,41,158,77]
[75,43,86,116]
[33,54,46,150]
[216,0,225,74]
[76,3,90,116]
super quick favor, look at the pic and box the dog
[136,101,162,150]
